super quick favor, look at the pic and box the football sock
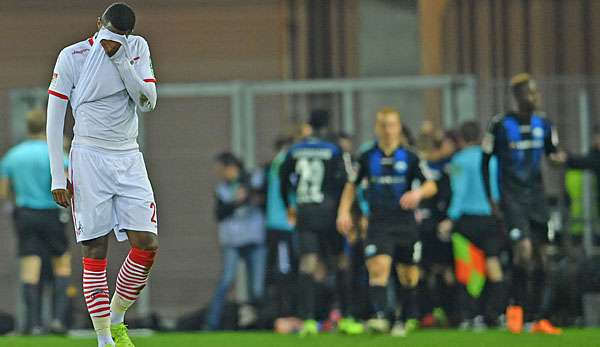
[511,265,528,307]
[485,280,504,322]
[22,283,41,331]
[400,286,420,320]
[111,248,157,325]
[369,285,388,318]
[298,273,316,320]
[53,276,70,325]
[521,266,544,321]
[336,269,351,316]
[459,285,476,320]
[82,258,113,345]
[418,279,434,316]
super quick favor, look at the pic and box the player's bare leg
[81,234,114,347]
[366,255,392,333]
[110,231,158,347]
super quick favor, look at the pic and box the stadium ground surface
[0,329,598,347]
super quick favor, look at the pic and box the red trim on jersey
[143,78,157,83]
[88,37,94,46]
[48,89,69,100]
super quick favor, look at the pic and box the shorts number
[412,241,422,263]
[150,202,157,224]
[295,158,325,204]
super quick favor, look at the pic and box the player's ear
[97,17,102,30]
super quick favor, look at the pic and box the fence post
[442,83,453,128]
[231,82,244,158]
[579,87,594,257]
[342,87,354,135]
[243,86,256,168]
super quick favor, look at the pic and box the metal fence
[5,75,600,323]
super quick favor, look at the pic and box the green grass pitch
[1,330,598,347]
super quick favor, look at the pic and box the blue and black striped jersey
[353,142,431,222]
[482,112,558,196]
[279,136,348,210]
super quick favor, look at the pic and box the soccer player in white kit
[46,3,158,347]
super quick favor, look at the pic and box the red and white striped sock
[82,258,113,345]
[111,248,157,325]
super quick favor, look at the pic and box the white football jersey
[48,34,156,150]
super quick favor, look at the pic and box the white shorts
[69,144,158,243]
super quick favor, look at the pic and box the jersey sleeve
[482,116,502,155]
[408,152,432,185]
[134,38,156,83]
[332,147,349,187]
[48,50,74,100]
[544,119,559,155]
[352,152,369,186]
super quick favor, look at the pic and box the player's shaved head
[101,2,136,34]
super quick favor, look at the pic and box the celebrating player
[482,73,565,334]
[279,110,358,335]
[46,3,158,346]
[337,108,437,336]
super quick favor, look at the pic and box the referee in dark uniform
[0,109,71,334]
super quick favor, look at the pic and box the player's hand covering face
[100,40,122,57]
[97,27,126,57]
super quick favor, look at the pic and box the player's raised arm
[47,50,73,207]
[100,28,157,112]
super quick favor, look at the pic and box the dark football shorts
[364,220,421,265]
[420,217,453,267]
[453,215,502,257]
[13,208,69,257]
[501,199,550,245]
[296,208,344,258]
